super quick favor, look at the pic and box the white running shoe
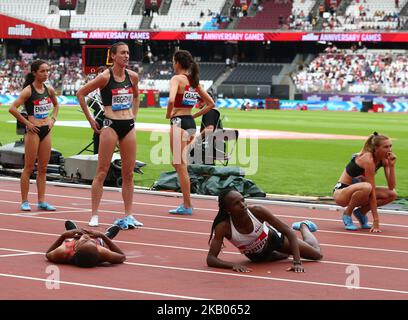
[125,215,143,227]
[89,215,99,227]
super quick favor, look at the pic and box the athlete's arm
[8,86,39,133]
[251,205,303,271]
[129,71,140,121]
[193,86,215,119]
[47,86,59,129]
[76,71,109,133]
[383,152,397,190]
[206,222,252,273]
[361,157,380,232]
[166,76,178,119]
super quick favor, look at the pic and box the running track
[0,178,407,300]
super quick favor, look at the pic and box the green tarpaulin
[152,165,266,198]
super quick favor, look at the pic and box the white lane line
[1,228,408,272]
[0,200,408,240]
[0,253,39,258]
[0,247,43,254]
[2,211,408,253]
[0,246,407,297]
[123,262,408,295]
[0,273,209,300]
[1,208,408,243]
[1,179,407,216]
[0,189,407,228]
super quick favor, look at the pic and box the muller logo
[8,24,33,36]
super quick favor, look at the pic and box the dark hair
[22,59,48,89]
[110,41,128,57]
[72,245,100,268]
[96,66,107,74]
[208,188,236,245]
[362,132,389,154]
[173,50,200,88]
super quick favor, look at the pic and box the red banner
[68,30,408,42]
[0,14,67,39]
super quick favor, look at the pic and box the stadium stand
[70,0,143,30]
[150,0,226,30]
[236,0,292,29]
[0,0,60,29]
[322,0,408,31]
[223,63,283,84]
[292,50,408,95]
[289,0,318,30]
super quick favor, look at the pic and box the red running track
[0,178,407,300]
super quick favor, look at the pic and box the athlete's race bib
[111,87,133,111]
[182,89,199,106]
[238,230,269,255]
[33,97,53,119]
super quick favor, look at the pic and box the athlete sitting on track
[46,221,126,267]
[207,189,323,273]
[333,132,397,233]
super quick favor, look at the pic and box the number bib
[111,87,133,111]
[182,89,199,106]
[33,97,53,119]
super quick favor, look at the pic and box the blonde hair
[362,132,389,154]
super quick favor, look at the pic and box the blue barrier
[2,95,407,112]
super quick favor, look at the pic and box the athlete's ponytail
[22,59,47,89]
[362,132,389,154]
[173,50,200,88]
[208,189,235,245]
[189,59,199,88]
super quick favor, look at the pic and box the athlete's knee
[314,250,323,260]
[172,163,187,171]
[23,164,35,174]
[36,164,48,175]
[360,182,372,195]
[387,189,398,202]
[121,170,134,182]
[95,168,109,180]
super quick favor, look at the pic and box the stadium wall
[1,96,407,112]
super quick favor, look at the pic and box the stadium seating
[324,0,408,31]
[236,0,292,29]
[223,63,283,84]
[0,0,60,29]
[150,0,226,30]
[70,0,143,30]
[292,50,408,95]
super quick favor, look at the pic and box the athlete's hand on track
[232,264,252,273]
[287,263,305,273]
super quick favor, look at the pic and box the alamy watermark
[345,265,360,289]
[149,130,259,175]
[45,265,60,290]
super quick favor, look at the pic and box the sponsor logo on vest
[8,24,33,36]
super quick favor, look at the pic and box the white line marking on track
[0,273,209,300]
[0,253,40,258]
[1,188,407,228]
[1,244,407,296]
[123,262,408,295]
[1,228,408,273]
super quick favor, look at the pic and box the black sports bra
[345,153,382,177]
